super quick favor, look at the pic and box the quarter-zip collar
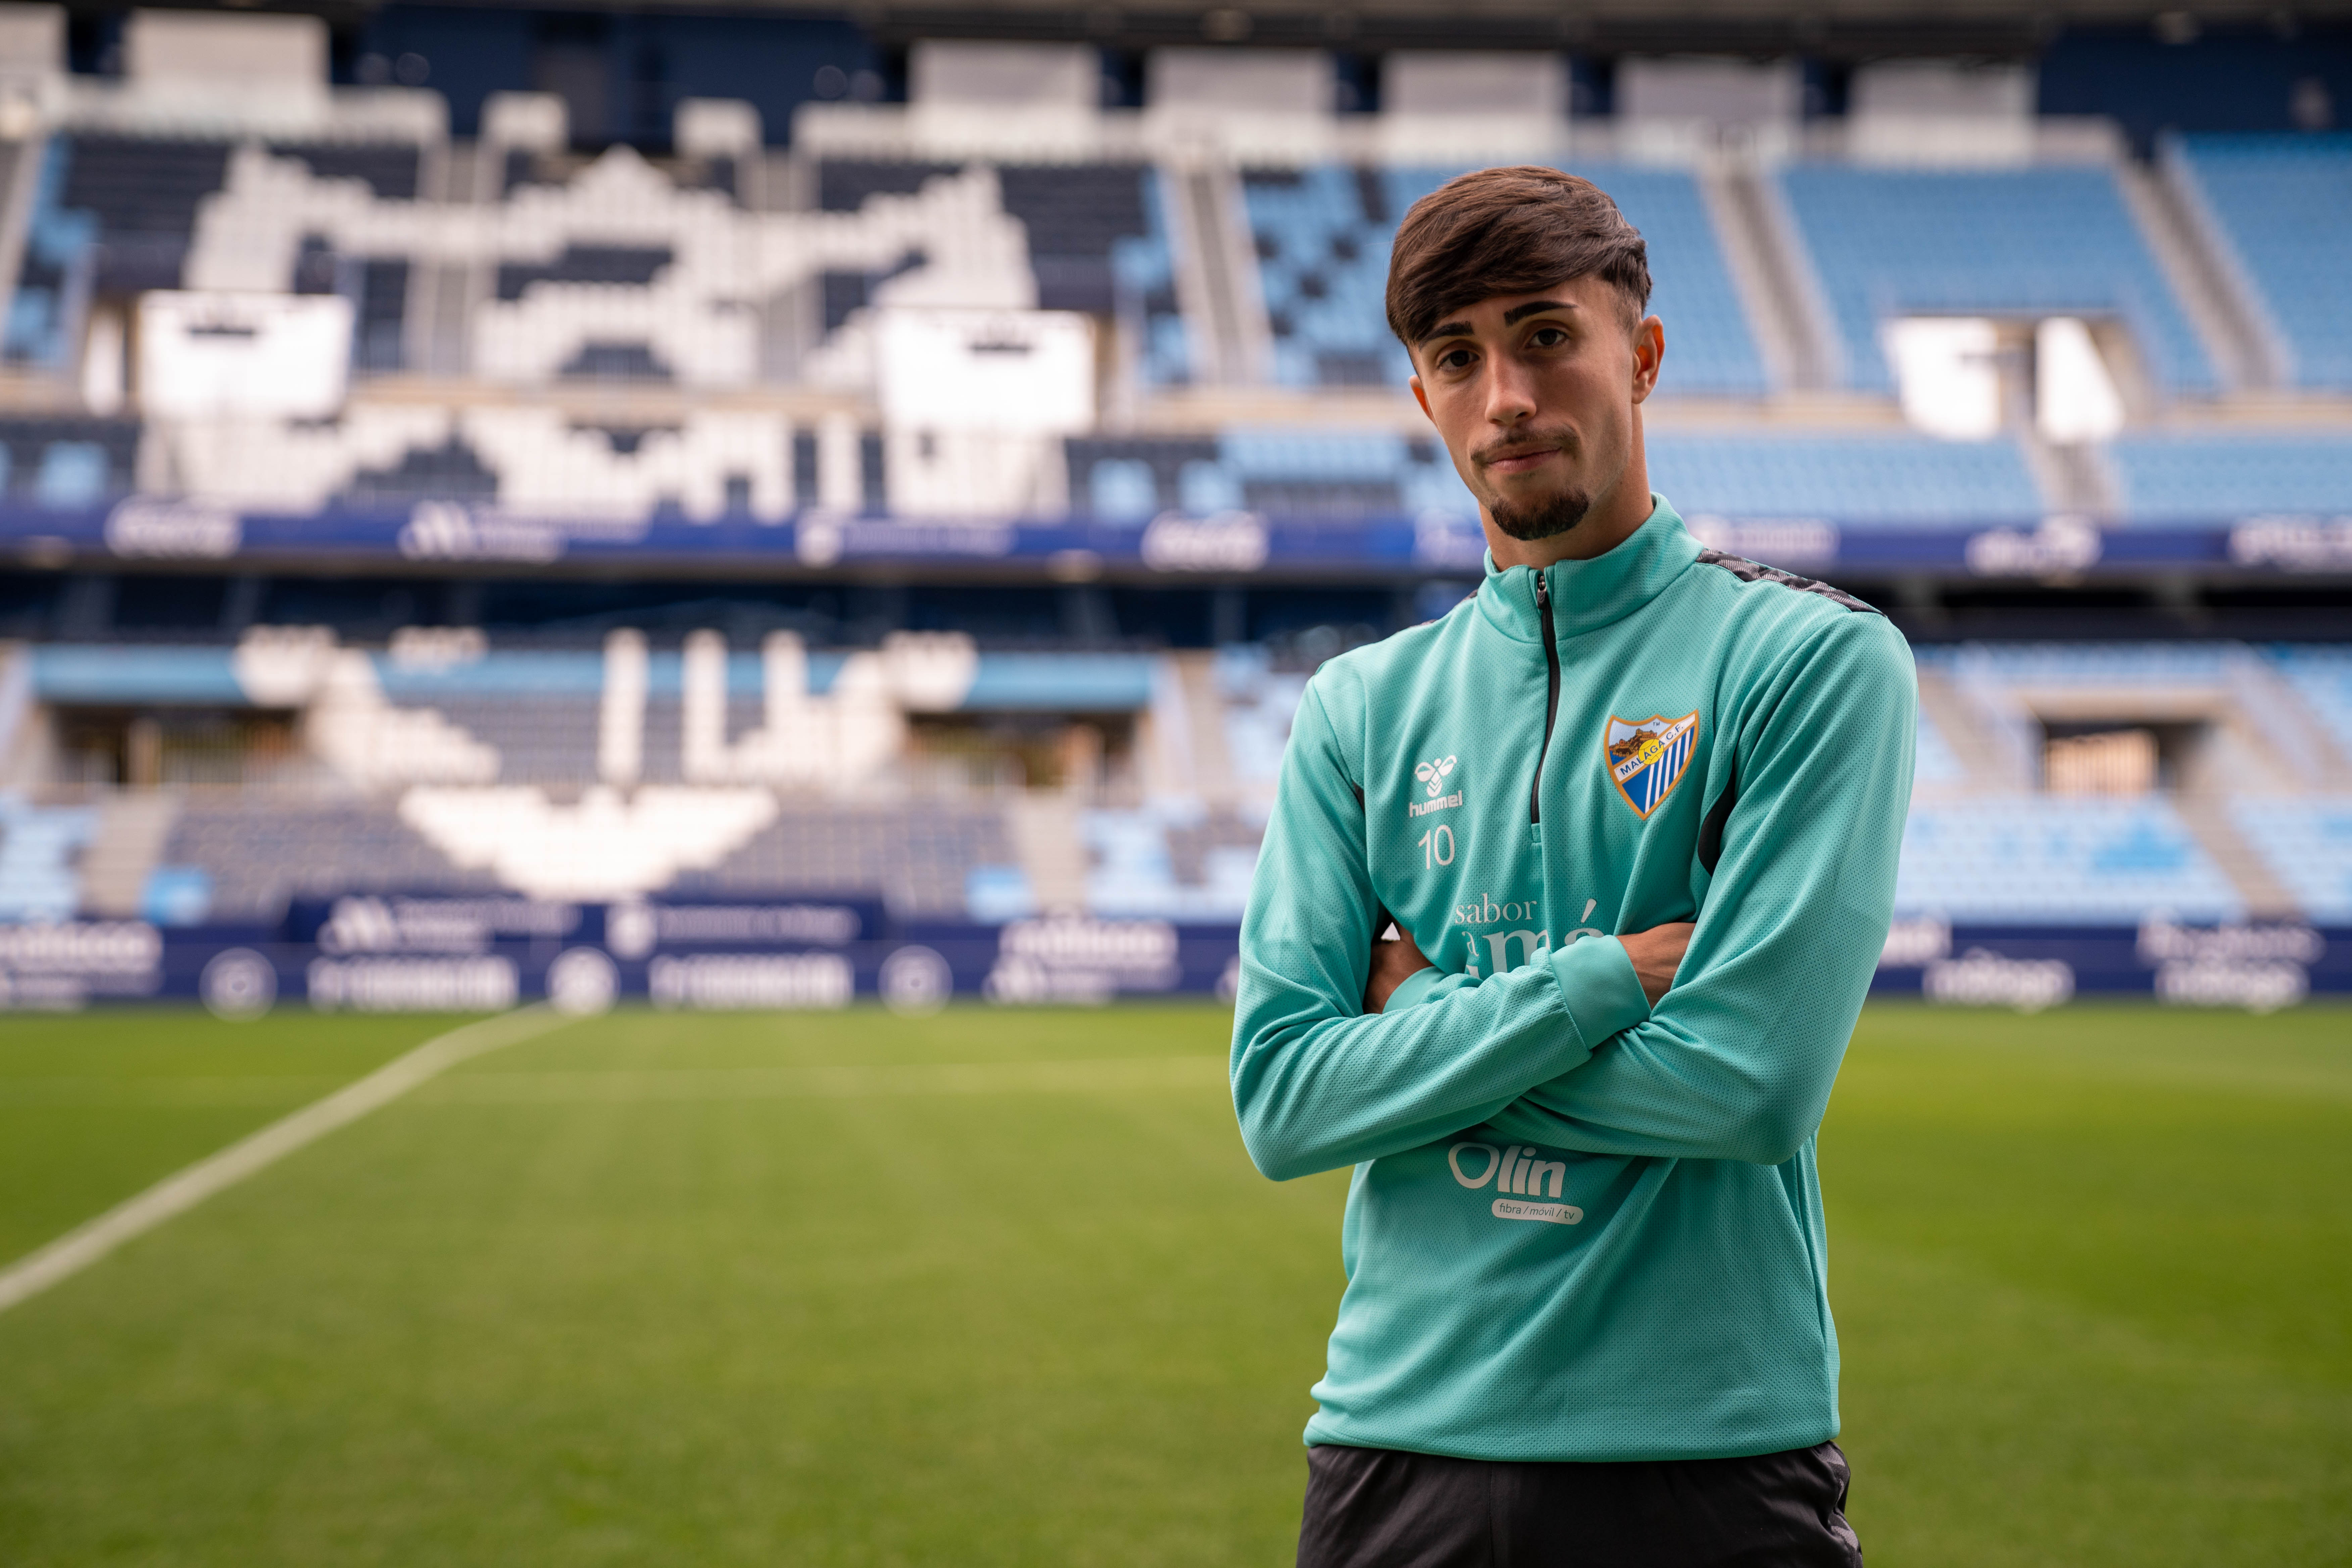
[1475,493,1701,645]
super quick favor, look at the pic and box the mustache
[1471,427,1579,468]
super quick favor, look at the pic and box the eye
[1435,346,1475,371]
[1528,326,1569,348]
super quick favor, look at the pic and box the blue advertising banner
[2,906,2345,1016]
[11,497,2352,581]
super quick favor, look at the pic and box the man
[1230,165,1915,1566]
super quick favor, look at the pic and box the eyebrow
[1419,299,1576,347]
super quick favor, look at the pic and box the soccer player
[1231,166,1916,1566]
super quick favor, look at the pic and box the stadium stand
[167,407,796,519]
[1082,804,1260,919]
[671,805,1010,916]
[0,16,2347,972]
[0,795,97,921]
[0,419,139,506]
[2229,799,2352,923]
[1067,428,1469,520]
[2108,434,2352,522]
[1064,427,2056,524]
[9,410,2072,527]
[28,627,2348,927]
[1239,162,1768,395]
[816,157,1188,382]
[2270,647,2352,765]
[2168,133,2352,391]
[1776,163,2217,396]
[1911,708,1969,788]
[158,796,496,923]
[1895,796,2245,923]
[1929,640,2237,686]
[1213,646,1310,806]
[1645,431,2044,524]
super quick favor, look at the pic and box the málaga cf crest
[1603,711,1700,819]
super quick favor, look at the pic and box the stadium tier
[2271,647,2352,764]
[2107,433,2352,522]
[0,62,2342,540]
[1777,163,2218,395]
[8,410,2352,531]
[1895,796,2245,923]
[2169,133,2352,391]
[2229,799,2352,923]
[5,632,2351,937]
[1642,432,2044,526]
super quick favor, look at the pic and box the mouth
[1478,445,1560,478]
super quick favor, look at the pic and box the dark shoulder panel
[1693,549,1881,616]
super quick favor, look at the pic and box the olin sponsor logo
[1448,1141,1583,1225]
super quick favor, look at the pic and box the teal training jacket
[1231,496,1916,1463]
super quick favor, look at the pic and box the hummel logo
[1408,755,1462,820]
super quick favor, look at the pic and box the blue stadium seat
[817,158,1189,385]
[1896,796,2244,923]
[1066,428,2045,524]
[1082,805,1259,920]
[2108,434,2352,522]
[2269,647,2352,766]
[1933,641,2233,684]
[1912,709,1968,786]
[1777,164,2216,396]
[0,796,99,922]
[1644,432,2043,524]
[0,420,141,507]
[2172,134,2352,390]
[2228,797,2352,922]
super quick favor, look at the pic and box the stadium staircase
[2169,795,2300,920]
[1695,158,1842,394]
[77,792,177,917]
[2114,157,2288,394]
[1003,794,1090,915]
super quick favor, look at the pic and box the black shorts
[1297,1439,1862,1568]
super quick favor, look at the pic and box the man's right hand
[1366,926,1433,1014]
[1619,922,1694,1006]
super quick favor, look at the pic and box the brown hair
[1384,165,1653,349]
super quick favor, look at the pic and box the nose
[1481,349,1538,429]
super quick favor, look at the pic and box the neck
[1481,430,1653,571]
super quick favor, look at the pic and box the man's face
[1408,277,1664,544]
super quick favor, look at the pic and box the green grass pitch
[0,1001,2345,1566]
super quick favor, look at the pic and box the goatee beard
[1488,487,1594,541]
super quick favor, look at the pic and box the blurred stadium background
[0,4,2347,1563]
[0,0,2346,1010]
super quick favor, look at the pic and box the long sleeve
[1485,612,1916,1166]
[1229,682,1651,1181]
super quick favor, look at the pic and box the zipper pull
[1533,572,1549,614]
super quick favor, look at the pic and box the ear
[1630,315,1664,404]
[1409,372,1432,423]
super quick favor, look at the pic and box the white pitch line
[0,1005,574,1316]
